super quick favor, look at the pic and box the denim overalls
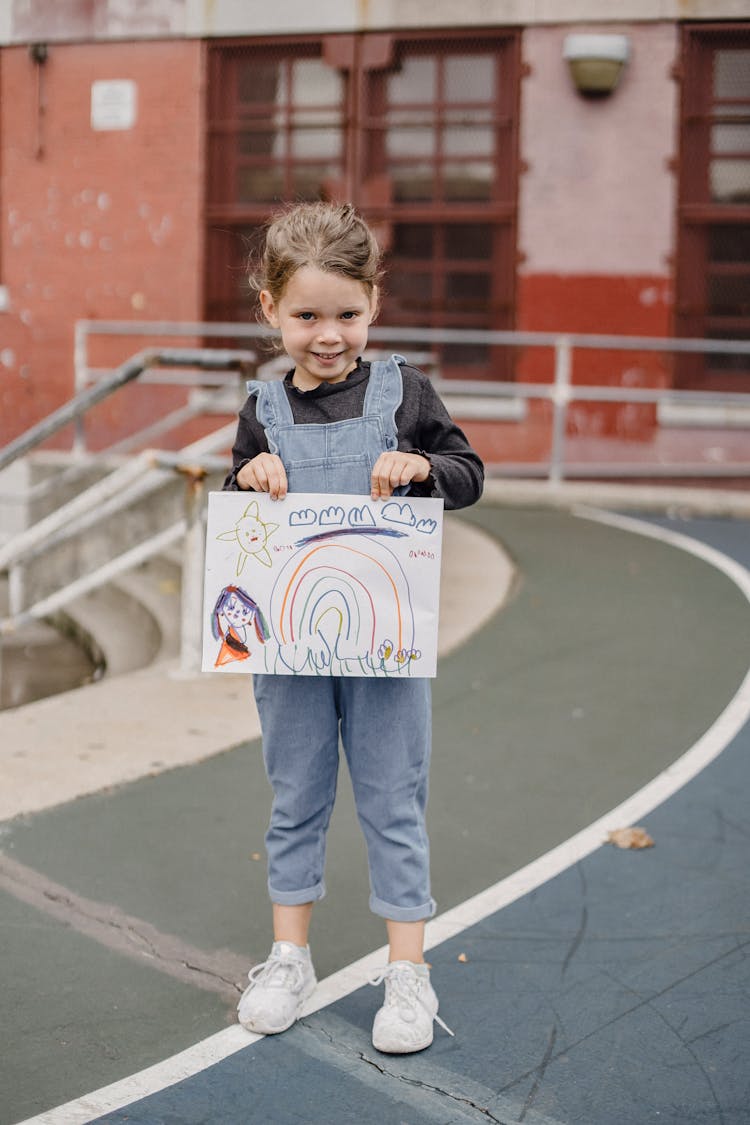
[247,355,435,923]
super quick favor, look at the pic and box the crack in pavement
[518,1023,557,1123]
[296,1011,565,1125]
[601,967,728,1125]
[0,850,248,1001]
[356,1049,506,1123]
[560,863,588,979]
[497,936,750,1101]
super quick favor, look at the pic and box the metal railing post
[8,564,24,618]
[178,466,208,677]
[549,337,572,485]
[73,320,89,455]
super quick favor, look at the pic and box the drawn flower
[378,639,394,660]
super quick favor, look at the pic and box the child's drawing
[216,500,279,573]
[211,585,270,668]
[203,492,444,678]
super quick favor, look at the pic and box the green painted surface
[0,889,230,1125]
[2,507,749,1123]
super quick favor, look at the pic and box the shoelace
[369,964,455,1037]
[241,953,307,998]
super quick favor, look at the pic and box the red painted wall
[0,39,205,447]
[459,272,675,466]
[514,274,673,442]
[518,275,673,340]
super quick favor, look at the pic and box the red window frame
[676,23,750,390]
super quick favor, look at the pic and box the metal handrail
[0,520,187,634]
[0,348,255,679]
[0,443,232,678]
[0,426,236,574]
[72,319,750,485]
[0,346,255,475]
[74,316,750,356]
[1,326,749,689]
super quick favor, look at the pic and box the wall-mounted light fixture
[28,42,49,65]
[563,34,630,97]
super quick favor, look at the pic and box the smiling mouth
[312,351,342,361]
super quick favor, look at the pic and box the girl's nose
[316,321,341,343]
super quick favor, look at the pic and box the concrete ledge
[481,478,750,518]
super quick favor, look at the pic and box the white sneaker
[237,941,317,1034]
[370,961,454,1054]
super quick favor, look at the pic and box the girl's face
[260,266,377,391]
[224,592,252,626]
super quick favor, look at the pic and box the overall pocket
[286,457,330,494]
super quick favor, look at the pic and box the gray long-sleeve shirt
[223,360,484,511]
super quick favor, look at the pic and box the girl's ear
[259,289,279,327]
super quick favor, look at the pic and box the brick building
[0,1,748,459]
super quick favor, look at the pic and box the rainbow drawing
[267,535,417,675]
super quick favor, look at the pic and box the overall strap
[363,354,405,451]
[246,378,295,455]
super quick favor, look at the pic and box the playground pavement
[1,485,749,1125]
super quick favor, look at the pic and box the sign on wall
[91,80,138,130]
[202,491,444,678]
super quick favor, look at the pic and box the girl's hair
[251,202,383,303]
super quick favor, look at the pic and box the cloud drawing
[289,508,316,527]
[320,505,346,526]
[348,505,377,528]
[416,518,437,535]
[381,501,417,528]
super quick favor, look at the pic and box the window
[676,24,750,390]
[205,31,520,381]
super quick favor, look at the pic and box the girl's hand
[237,453,288,500]
[371,452,430,499]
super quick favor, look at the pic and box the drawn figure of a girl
[212,585,269,668]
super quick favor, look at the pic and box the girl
[224,201,483,1054]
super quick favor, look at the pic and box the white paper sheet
[202,491,444,677]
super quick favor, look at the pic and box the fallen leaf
[458,952,468,963]
[607,826,654,850]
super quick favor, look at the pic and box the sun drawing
[216,500,279,573]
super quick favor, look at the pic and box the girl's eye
[297,312,315,321]
[341,311,357,320]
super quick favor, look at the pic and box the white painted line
[19,510,750,1125]
[18,1028,261,1125]
[575,505,750,602]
